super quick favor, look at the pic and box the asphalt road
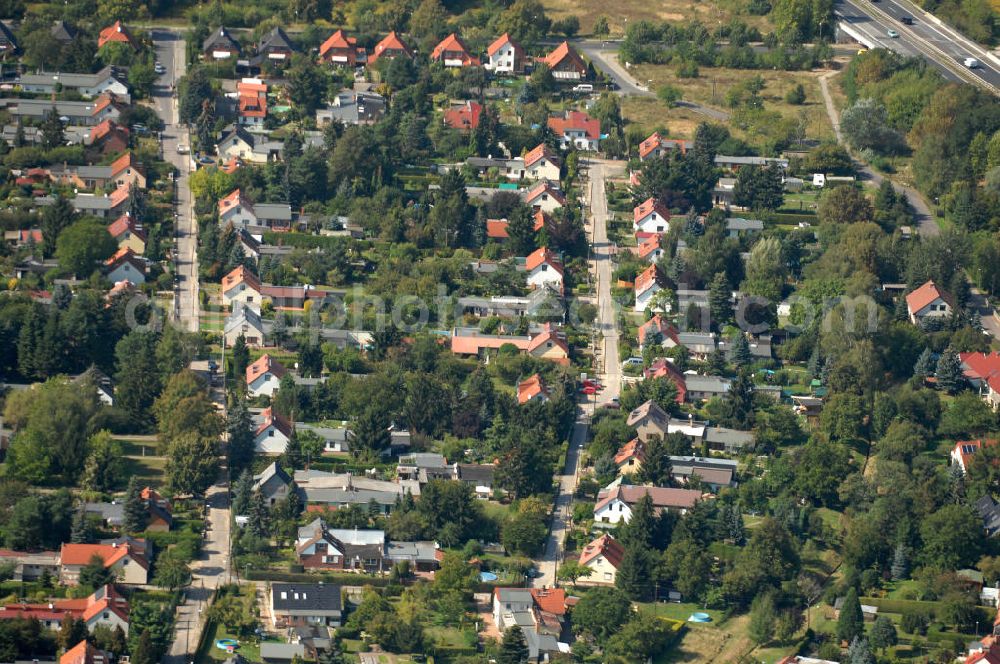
[151,30,200,333]
[574,40,731,121]
[531,159,624,590]
[837,0,1000,93]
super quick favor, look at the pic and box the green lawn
[197,622,261,664]
[121,455,167,488]
[636,601,722,623]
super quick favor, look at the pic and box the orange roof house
[319,30,364,66]
[431,33,478,67]
[61,641,110,664]
[486,218,510,240]
[97,21,137,50]
[637,314,679,349]
[526,324,570,364]
[638,132,691,160]
[524,143,560,170]
[523,181,567,211]
[443,101,482,132]
[578,533,625,585]
[89,119,129,155]
[517,373,549,404]
[59,540,149,585]
[644,358,687,402]
[951,439,999,474]
[906,280,955,325]
[524,246,565,293]
[633,197,671,233]
[614,439,645,471]
[369,31,412,64]
[486,33,525,73]
[543,41,587,80]
[107,213,146,253]
[221,265,262,307]
[0,584,129,632]
[637,235,663,262]
[547,110,601,150]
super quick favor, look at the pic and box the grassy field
[620,96,704,139]
[541,0,772,35]
[630,64,837,143]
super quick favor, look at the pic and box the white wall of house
[634,213,669,234]
[248,372,282,398]
[527,192,562,213]
[580,555,618,586]
[487,44,519,73]
[526,161,560,181]
[107,262,144,285]
[527,264,563,291]
[254,427,290,454]
[910,298,951,324]
[220,207,258,231]
[223,282,261,308]
[594,499,632,524]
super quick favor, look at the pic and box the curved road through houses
[532,159,624,589]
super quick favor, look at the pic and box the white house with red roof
[485,33,524,74]
[106,213,146,254]
[523,181,566,213]
[369,31,412,65]
[951,439,999,474]
[905,280,955,326]
[547,110,600,151]
[960,351,1000,409]
[430,33,478,67]
[578,534,625,585]
[637,235,664,263]
[637,314,679,350]
[255,406,294,454]
[443,101,482,132]
[594,485,704,524]
[633,197,671,234]
[525,246,564,292]
[97,21,137,50]
[60,540,149,585]
[523,144,561,181]
[0,584,129,634]
[638,132,692,161]
[527,324,570,365]
[517,374,549,405]
[246,354,287,398]
[635,263,666,312]
[221,265,263,309]
[218,188,293,232]
[236,79,267,127]
[104,247,145,285]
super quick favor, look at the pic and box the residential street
[163,482,233,664]
[531,159,624,589]
[151,30,231,664]
[152,29,199,332]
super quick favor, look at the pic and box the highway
[837,0,1000,94]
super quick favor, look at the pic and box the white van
[572,83,594,93]
[964,57,980,69]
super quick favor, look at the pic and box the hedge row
[261,232,358,250]
[245,568,392,587]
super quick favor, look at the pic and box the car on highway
[900,16,914,24]
[965,57,980,68]
[154,62,165,74]
[887,29,899,38]
[176,145,190,154]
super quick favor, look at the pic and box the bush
[676,61,699,78]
